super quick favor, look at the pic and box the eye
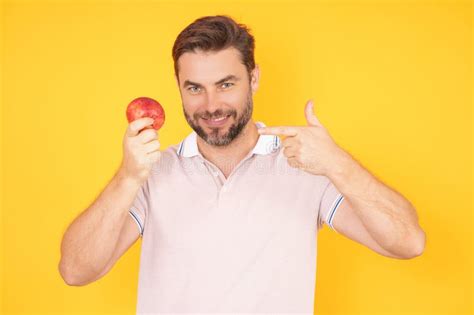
[188,86,201,93]
[221,82,234,89]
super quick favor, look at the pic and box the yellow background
[1,0,472,314]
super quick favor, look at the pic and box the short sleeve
[317,179,345,233]
[128,180,149,237]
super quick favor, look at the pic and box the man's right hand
[119,117,161,185]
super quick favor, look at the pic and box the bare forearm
[58,169,141,285]
[327,150,425,258]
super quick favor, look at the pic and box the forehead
[177,47,247,83]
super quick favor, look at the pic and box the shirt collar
[177,121,281,157]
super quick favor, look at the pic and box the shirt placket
[199,151,255,207]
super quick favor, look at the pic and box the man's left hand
[258,99,348,177]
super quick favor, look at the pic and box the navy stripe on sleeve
[328,194,344,232]
[129,210,144,236]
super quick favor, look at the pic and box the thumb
[304,99,321,126]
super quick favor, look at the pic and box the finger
[281,137,299,148]
[304,99,321,127]
[144,140,160,154]
[287,157,302,168]
[283,147,297,158]
[127,117,155,137]
[258,126,299,136]
[138,129,159,144]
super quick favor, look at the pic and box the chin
[203,129,234,147]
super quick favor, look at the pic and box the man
[59,15,426,314]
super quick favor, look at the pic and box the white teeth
[210,116,228,122]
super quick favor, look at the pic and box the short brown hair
[172,15,256,81]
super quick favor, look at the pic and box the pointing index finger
[258,126,299,137]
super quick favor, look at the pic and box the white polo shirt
[129,121,344,314]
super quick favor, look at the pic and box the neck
[197,120,259,177]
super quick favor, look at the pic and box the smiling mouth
[201,114,231,126]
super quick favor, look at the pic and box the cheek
[182,92,203,106]
[181,87,249,114]
[228,89,247,104]
[182,90,247,108]
[217,87,249,110]
[182,95,205,115]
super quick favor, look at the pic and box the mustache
[195,109,237,120]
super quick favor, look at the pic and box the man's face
[176,47,259,147]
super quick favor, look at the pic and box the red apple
[126,97,165,130]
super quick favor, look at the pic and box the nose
[204,90,222,114]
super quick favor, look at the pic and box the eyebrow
[183,75,240,88]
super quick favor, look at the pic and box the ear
[250,64,260,94]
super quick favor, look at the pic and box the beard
[183,91,253,147]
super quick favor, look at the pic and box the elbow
[413,229,426,257]
[58,266,75,286]
[62,276,81,287]
[58,259,88,286]
[400,228,426,259]
[58,260,77,286]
